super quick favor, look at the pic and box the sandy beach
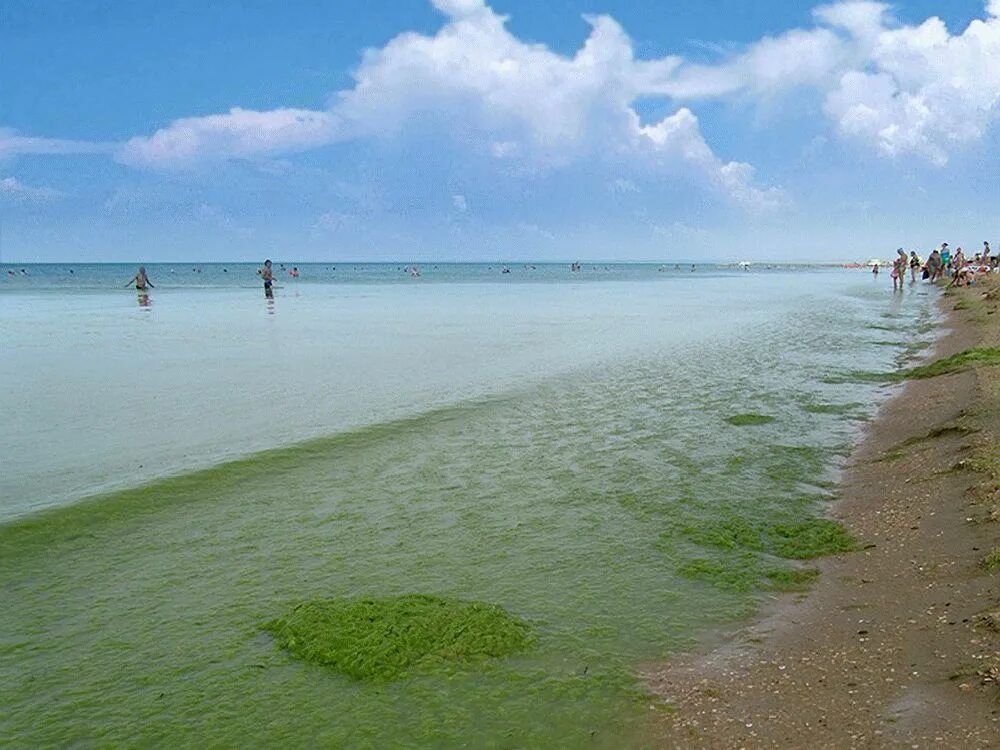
[646,276,1000,747]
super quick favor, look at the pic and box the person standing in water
[926,248,943,282]
[125,266,154,290]
[891,249,906,291]
[908,250,921,282]
[259,259,274,298]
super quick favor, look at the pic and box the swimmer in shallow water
[259,259,274,298]
[126,266,154,290]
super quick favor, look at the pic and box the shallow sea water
[0,265,940,747]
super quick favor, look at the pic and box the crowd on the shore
[875,241,998,291]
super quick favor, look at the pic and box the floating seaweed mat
[264,594,533,680]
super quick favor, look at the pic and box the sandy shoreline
[645,279,1000,747]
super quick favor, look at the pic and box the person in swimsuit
[126,266,154,290]
[908,251,921,282]
[891,249,906,291]
[926,249,943,282]
[260,259,274,298]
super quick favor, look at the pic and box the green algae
[982,548,1000,574]
[766,519,857,559]
[674,513,855,592]
[676,555,761,592]
[680,518,766,552]
[263,595,533,681]
[727,413,776,426]
[763,567,819,591]
[679,517,856,561]
[801,402,864,416]
[826,348,1000,385]
[905,348,1000,379]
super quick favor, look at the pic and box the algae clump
[766,518,857,559]
[264,594,532,680]
[727,413,776,426]
[680,517,856,560]
[982,548,1000,574]
[905,347,1000,380]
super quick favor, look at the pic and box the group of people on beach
[880,241,997,291]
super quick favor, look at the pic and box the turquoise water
[0,266,939,747]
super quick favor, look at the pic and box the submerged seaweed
[800,402,864,416]
[674,514,856,591]
[823,348,1000,385]
[727,414,776,426]
[263,594,532,680]
[905,348,1000,379]
[679,517,856,561]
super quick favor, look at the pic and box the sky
[2,0,999,262]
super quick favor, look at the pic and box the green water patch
[763,567,819,591]
[263,595,532,680]
[678,517,856,561]
[767,519,856,559]
[727,413,776,426]
[800,401,864,415]
[823,348,1000,385]
[0,336,902,747]
[905,348,1000,379]
[670,511,855,593]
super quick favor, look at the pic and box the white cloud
[824,8,1000,164]
[0,128,114,158]
[452,194,468,211]
[0,176,62,201]
[118,108,341,168]
[430,0,488,18]
[653,0,1000,165]
[7,0,1000,177]
[116,1,776,207]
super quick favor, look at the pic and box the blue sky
[2,0,998,262]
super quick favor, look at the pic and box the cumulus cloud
[116,1,777,207]
[824,8,1000,164]
[118,108,341,167]
[658,0,1000,165]
[14,0,995,195]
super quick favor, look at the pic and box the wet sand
[645,277,1000,748]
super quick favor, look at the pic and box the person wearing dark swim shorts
[260,259,274,298]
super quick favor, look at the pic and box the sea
[0,262,941,747]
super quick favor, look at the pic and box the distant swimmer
[126,266,154,290]
[289,267,299,278]
[259,258,274,298]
